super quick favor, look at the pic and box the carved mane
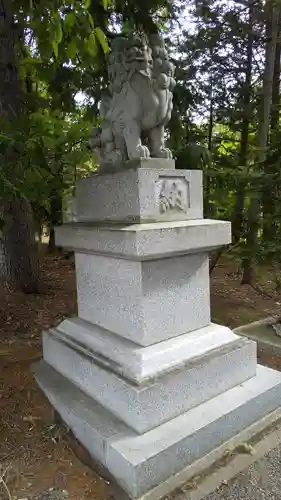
[107,34,152,95]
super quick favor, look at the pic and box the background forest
[1,0,281,294]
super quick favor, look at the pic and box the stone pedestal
[34,161,281,500]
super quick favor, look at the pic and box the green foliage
[1,0,179,232]
[94,27,110,53]
[166,0,281,285]
[4,0,281,291]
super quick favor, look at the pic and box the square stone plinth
[75,252,210,346]
[75,168,203,223]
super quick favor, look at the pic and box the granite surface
[75,168,203,223]
[33,361,281,500]
[75,252,211,346]
[54,319,246,383]
[55,219,232,260]
[43,329,256,433]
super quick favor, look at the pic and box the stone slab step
[43,329,256,433]
[55,219,231,261]
[54,318,249,384]
[33,361,281,500]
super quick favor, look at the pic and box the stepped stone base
[50,318,251,383]
[33,361,281,500]
[43,323,256,433]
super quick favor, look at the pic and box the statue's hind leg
[114,132,127,164]
[123,121,150,160]
[149,125,173,159]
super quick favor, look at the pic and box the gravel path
[202,445,281,500]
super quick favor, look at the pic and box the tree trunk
[231,0,254,244]
[0,0,41,292]
[242,0,279,284]
[0,200,40,293]
[262,16,281,241]
[48,191,63,252]
[204,51,214,217]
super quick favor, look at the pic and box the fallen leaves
[22,416,41,424]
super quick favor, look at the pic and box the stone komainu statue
[90,33,175,170]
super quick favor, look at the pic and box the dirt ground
[1,254,281,500]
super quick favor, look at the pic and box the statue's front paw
[156,148,173,159]
[135,144,150,159]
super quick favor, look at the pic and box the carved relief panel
[155,176,190,216]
